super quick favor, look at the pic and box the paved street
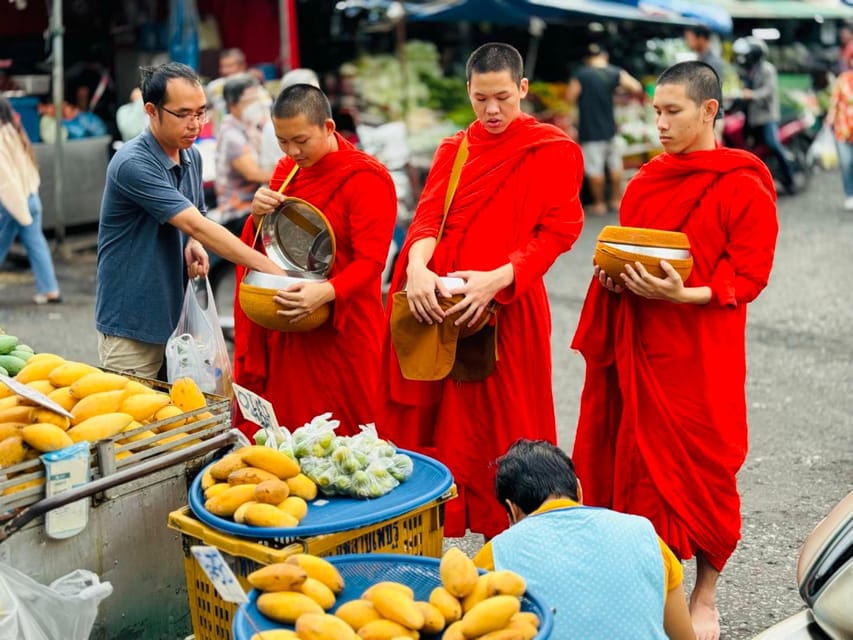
[0,168,850,639]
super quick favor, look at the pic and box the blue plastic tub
[188,449,453,539]
[232,553,554,639]
[9,96,40,143]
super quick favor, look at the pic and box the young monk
[475,439,695,640]
[233,84,396,435]
[376,43,584,539]
[571,61,778,640]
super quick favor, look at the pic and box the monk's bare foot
[689,596,720,640]
[587,203,607,217]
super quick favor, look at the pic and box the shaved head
[272,84,332,127]
[656,61,722,119]
[466,42,524,85]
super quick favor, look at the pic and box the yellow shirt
[473,498,683,593]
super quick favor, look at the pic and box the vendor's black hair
[139,62,201,108]
[657,60,723,120]
[686,25,712,39]
[466,42,524,85]
[495,439,579,516]
[223,73,259,108]
[273,84,332,127]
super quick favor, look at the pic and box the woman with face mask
[212,73,273,235]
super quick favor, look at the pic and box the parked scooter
[753,490,853,639]
[722,101,817,195]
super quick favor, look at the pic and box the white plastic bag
[0,563,113,640]
[165,276,233,397]
[809,124,838,170]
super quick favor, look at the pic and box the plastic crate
[168,484,456,640]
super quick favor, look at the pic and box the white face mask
[241,101,269,128]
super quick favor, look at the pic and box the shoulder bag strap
[435,135,469,246]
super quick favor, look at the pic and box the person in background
[116,87,147,141]
[733,36,796,195]
[475,439,695,640]
[39,99,108,143]
[259,67,321,172]
[95,62,281,379]
[233,84,396,436]
[684,26,723,84]
[213,73,273,235]
[837,23,853,75]
[826,49,853,210]
[0,95,62,305]
[566,43,643,216]
[205,48,249,131]
[376,43,584,541]
[572,61,778,640]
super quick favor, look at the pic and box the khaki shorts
[581,137,625,177]
[98,333,165,380]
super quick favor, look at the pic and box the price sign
[190,546,248,603]
[0,374,73,418]
[232,383,278,431]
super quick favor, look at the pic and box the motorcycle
[753,490,853,639]
[722,99,817,195]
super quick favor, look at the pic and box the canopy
[710,0,853,19]
[638,0,733,33]
[405,0,702,25]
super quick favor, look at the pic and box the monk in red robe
[376,43,584,539]
[233,84,396,436]
[572,62,778,640]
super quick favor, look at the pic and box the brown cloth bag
[389,136,499,382]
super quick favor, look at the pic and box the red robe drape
[233,133,396,436]
[572,147,778,571]
[375,114,585,538]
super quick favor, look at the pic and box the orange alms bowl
[594,225,693,282]
[238,271,330,333]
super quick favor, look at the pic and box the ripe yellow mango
[169,377,206,413]
[0,435,28,467]
[296,613,357,640]
[67,412,134,443]
[14,355,65,384]
[46,387,77,412]
[368,584,424,631]
[240,445,300,480]
[277,496,308,522]
[296,576,337,610]
[334,599,382,631]
[460,595,521,638]
[355,619,418,639]
[0,423,23,441]
[429,586,462,624]
[247,562,308,592]
[31,408,71,431]
[70,389,128,425]
[150,404,186,432]
[505,618,538,639]
[442,620,467,640]
[254,479,290,505]
[489,570,526,598]
[415,601,446,634]
[123,379,157,395]
[286,554,345,594]
[209,453,246,480]
[462,574,497,613]
[0,406,37,425]
[233,500,257,524]
[362,581,415,602]
[203,483,257,517]
[47,361,100,387]
[21,423,73,452]
[242,503,299,528]
[440,546,480,599]
[119,393,171,422]
[227,466,279,486]
[19,379,56,402]
[285,473,317,501]
[203,482,230,500]
[256,591,323,624]
[70,371,129,398]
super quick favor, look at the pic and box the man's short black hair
[272,83,332,127]
[223,73,259,108]
[139,62,201,108]
[686,25,712,40]
[466,42,524,85]
[495,439,579,515]
[656,60,722,119]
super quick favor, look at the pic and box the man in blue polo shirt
[96,62,281,379]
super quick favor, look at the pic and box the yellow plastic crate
[168,485,456,640]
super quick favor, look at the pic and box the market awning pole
[50,0,67,254]
[525,17,546,79]
[279,0,291,71]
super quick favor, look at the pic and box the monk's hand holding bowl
[273,280,335,324]
[446,267,512,330]
[594,264,624,294]
[620,260,685,301]
[406,263,448,325]
[251,186,286,218]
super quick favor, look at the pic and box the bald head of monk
[272,83,338,168]
[465,42,529,136]
[653,61,721,155]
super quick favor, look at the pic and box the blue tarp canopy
[608,0,732,33]
[405,0,702,26]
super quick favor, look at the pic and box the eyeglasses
[160,106,209,125]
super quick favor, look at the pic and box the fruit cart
[0,372,234,640]
[168,449,456,640]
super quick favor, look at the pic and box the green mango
[0,335,18,355]
[8,350,32,362]
[0,366,7,377]
[14,344,33,354]
[0,355,27,376]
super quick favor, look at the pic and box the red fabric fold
[376,114,585,537]
[572,147,778,571]
[232,133,396,437]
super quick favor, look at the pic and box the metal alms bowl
[260,197,336,276]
